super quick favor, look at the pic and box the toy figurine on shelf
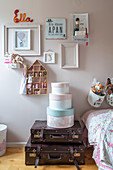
[41,82,43,88]
[43,71,47,77]
[35,73,38,77]
[35,91,37,95]
[43,80,47,88]
[35,90,40,94]
[35,84,39,89]
[41,66,46,71]
[28,74,33,83]
[39,72,42,77]
[27,83,32,89]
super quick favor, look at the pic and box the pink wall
[0,0,113,143]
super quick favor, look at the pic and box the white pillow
[81,109,112,129]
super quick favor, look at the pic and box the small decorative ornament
[4,52,24,68]
[28,74,33,83]
[43,50,55,63]
[13,9,34,23]
[47,54,52,61]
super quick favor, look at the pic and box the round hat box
[88,89,105,108]
[49,93,72,110]
[51,82,69,94]
[0,124,7,156]
[47,107,74,128]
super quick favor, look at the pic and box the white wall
[0,0,113,142]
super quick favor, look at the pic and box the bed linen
[82,109,113,170]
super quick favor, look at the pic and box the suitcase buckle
[74,153,80,157]
[34,131,40,138]
[34,129,44,139]
[72,134,79,139]
[29,153,36,157]
[69,158,73,162]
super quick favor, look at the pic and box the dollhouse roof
[28,59,46,71]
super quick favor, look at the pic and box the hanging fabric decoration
[19,65,27,95]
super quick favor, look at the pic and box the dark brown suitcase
[31,120,83,144]
[25,137,85,170]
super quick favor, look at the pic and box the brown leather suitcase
[31,120,83,144]
[25,137,85,170]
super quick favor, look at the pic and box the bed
[81,109,113,170]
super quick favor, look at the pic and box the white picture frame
[46,18,66,39]
[60,43,79,68]
[3,24,41,56]
[13,29,31,50]
[71,13,89,42]
[43,51,55,63]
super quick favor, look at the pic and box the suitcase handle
[48,154,62,160]
[50,135,65,139]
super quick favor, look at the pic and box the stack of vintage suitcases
[25,82,86,170]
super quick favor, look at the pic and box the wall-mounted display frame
[46,18,66,39]
[71,13,89,43]
[3,24,41,56]
[60,43,79,69]
[26,60,48,95]
[13,29,31,50]
[43,51,55,63]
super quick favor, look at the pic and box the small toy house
[26,60,47,95]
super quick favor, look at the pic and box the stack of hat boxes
[25,82,85,169]
[47,82,74,128]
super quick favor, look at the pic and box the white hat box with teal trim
[49,93,72,110]
[88,89,105,108]
[51,82,69,94]
[47,107,74,128]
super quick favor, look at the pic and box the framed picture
[43,51,55,63]
[3,24,41,56]
[13,29,31,50]
[60,43,79,68]
[46,18,66,39]
[71,13,89,42]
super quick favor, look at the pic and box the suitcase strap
[35,145,41,168]
[40,129,44,138]
[70,146,81,170]
[68,129,73,141]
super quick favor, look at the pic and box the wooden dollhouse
[26,60,47,95]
